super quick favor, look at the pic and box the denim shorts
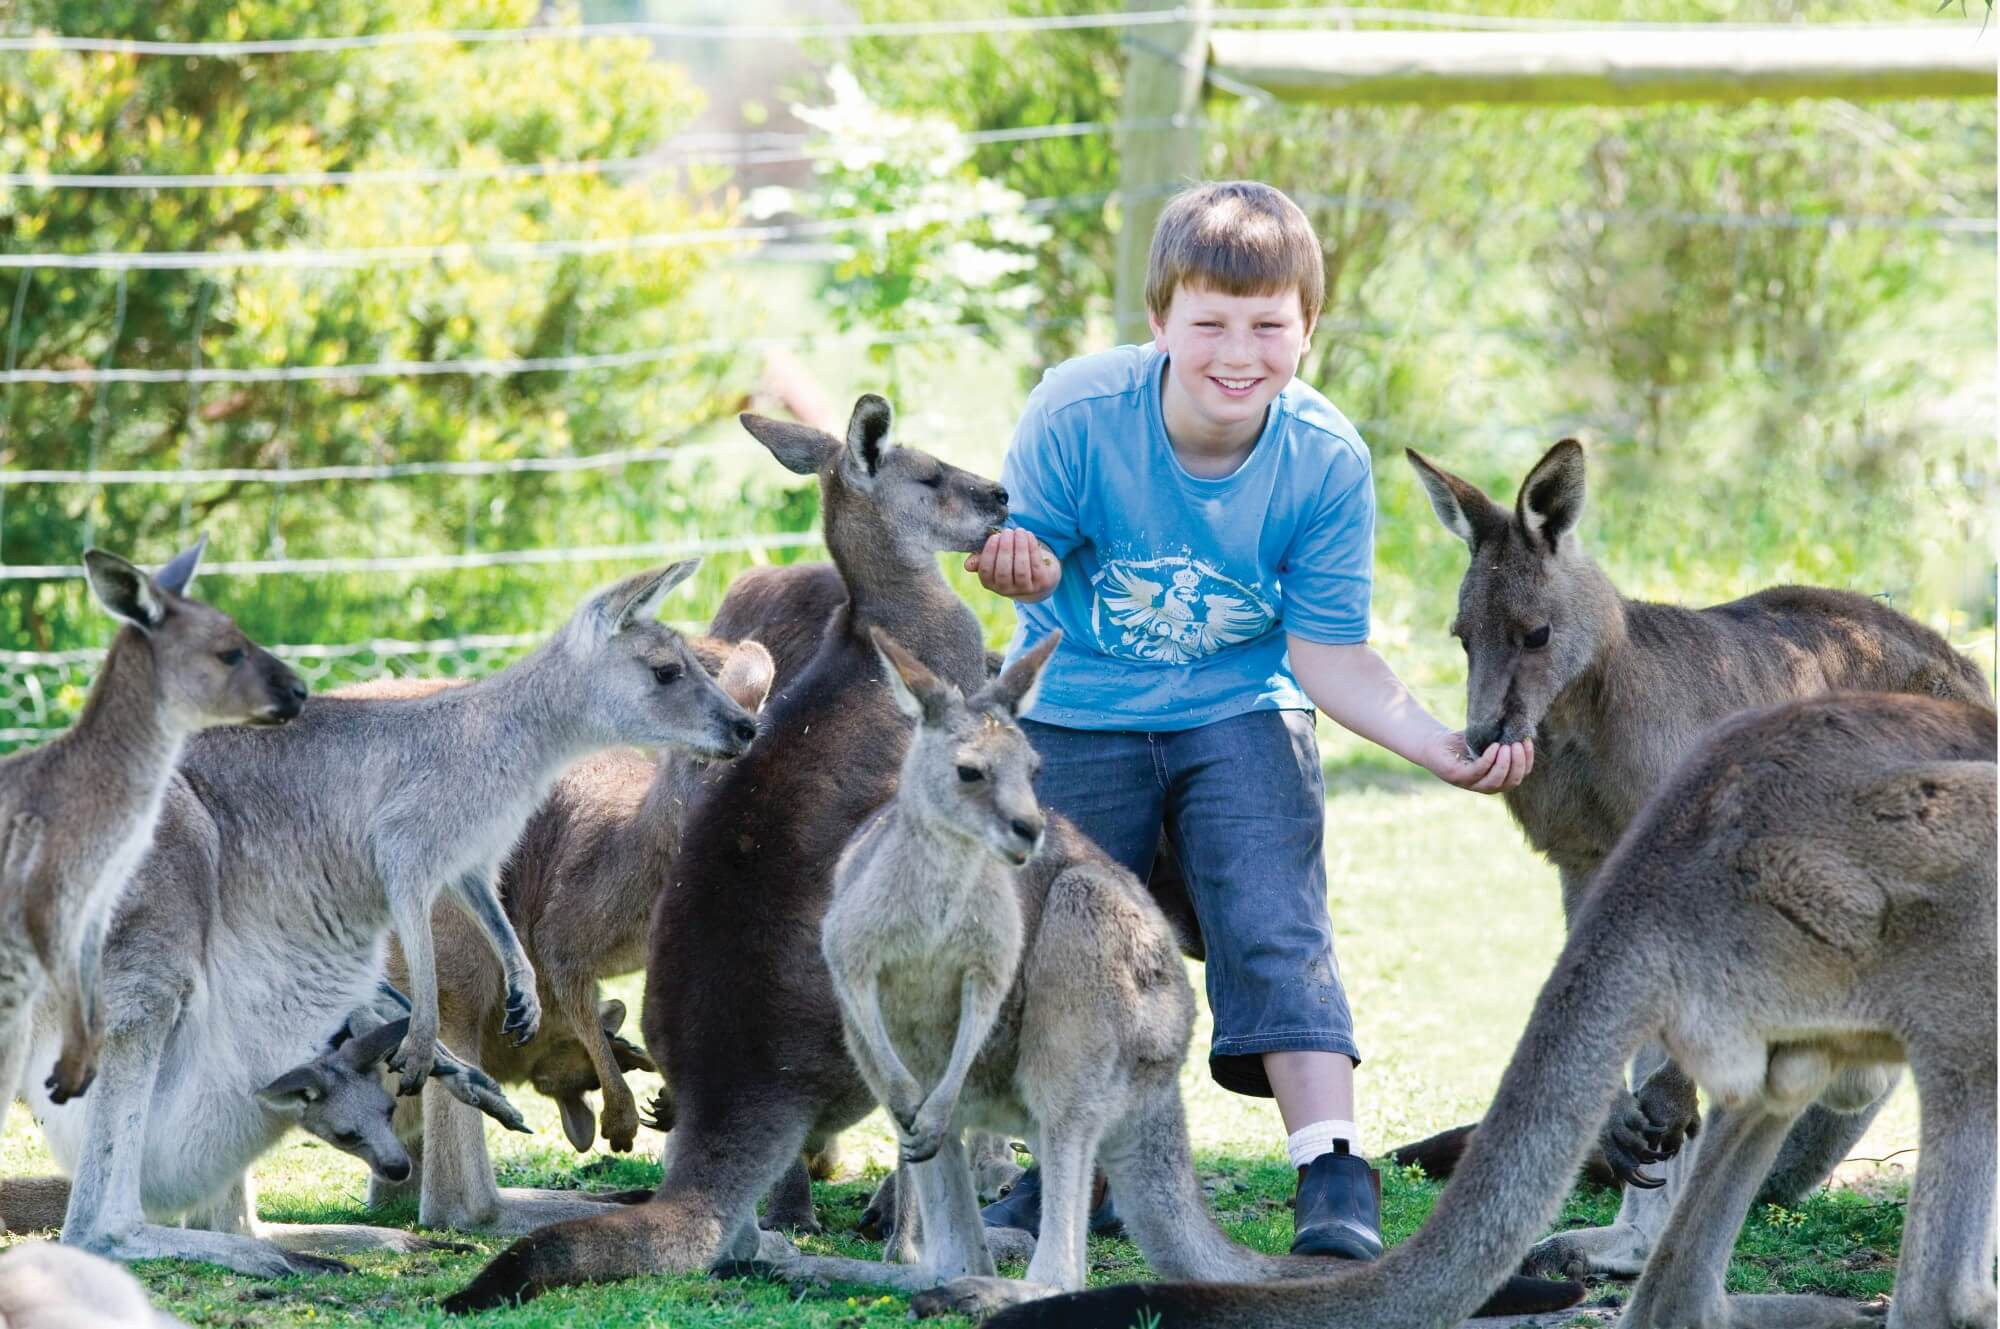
[1022,708,1359,1098]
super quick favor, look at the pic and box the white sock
[1287,1119,1359,1169]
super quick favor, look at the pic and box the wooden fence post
[1114,0,1213,347]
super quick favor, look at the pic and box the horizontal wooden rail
[1207,25,1997,105]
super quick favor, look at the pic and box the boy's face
[1149,283,1312,450]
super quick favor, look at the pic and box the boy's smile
[1150,283,1312,469]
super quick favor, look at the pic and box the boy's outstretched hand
[1423,729,1534,794]
[966,528,1061,602]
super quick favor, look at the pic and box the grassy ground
[0,782,1917,1326]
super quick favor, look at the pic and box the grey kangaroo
[346,637,779,1236]
[444,393,1017,1310]
[985,692,1996,1329]
[741,634,1574,1323]
[0,538,302,1111]
[0,1241,188,1329]
[1393,439,1991,1280]
[36,559,758,1277]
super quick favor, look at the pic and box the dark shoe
[979,1164,1124,1237]
[1290,1139,1384,1260]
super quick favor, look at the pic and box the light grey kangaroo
[755,634,1578,1322]
[7,996,523,1255]
[1397,440,1991,1281]
[35,559,758,1277]
[348,637,779,1236]
[0,538,302,1112]
[987,692,1996,1329]
[0,1241,188,1329]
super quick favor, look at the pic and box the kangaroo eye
[956,765,984,783]
[1523,625,1552,650]
[921,473,944,490]
[217,648,245,667]
[333,1130,360,1146]
[652,664,683,685]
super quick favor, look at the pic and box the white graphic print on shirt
[1090,556,1275,665]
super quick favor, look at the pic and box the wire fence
[1,7,1992,749]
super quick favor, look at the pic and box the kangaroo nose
[994,485,1009,507]
[1011,816,1041,844]
[730,717,758,746]
[379,1158,411,1183]
[288,677,308,702]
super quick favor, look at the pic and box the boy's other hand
[965,528,1061,602]
[1425,729,1534,794]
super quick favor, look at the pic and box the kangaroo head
[872,628,1058,867]
[527,998,659,1153]
[740,394,1009,561]
[1406,441,1620,755]
[255,1016,413,1183]
[81,536,306,730]
[565,557,761,759]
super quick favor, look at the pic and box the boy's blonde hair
[1145,181,1325,331]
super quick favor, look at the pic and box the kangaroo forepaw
[502,985,541,1046]
[44,1060,95,1105]
[1600,1093,1673,1188]
[599,1098,640,1154]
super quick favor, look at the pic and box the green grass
[0,785,1917,1325]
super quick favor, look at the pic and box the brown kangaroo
[443,393,1009,1309]
[1390,440,1991,1280]
[984,692,1996,1329]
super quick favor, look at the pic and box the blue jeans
[1022,708,1360,1098]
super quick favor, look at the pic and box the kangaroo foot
[911,1276,1062,1319]
[1522,1221,1652,1280]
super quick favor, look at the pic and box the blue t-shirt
[1001,343,1375,732]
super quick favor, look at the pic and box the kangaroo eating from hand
[0,538,303,1113]
[988,691,1996,1329]
[1391,440,1991,1280]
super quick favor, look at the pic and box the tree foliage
[0,0,740,649]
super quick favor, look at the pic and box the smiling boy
[967,181,1532,1258]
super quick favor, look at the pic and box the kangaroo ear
[740,412,839,476]
[1405,450,1507,550]
[1516,440,1587,555]
[257,1064,330,1112]
[341,1016,412,1071]
[869,626,956,726]
[844,394,895,480]
[597,998,627,1035]
[82,549,165,631]
[718,640,776,713]
[153,533,208,597]
[558,1094,598,1153]
[980,631,1061,719]
[595,558,701,633]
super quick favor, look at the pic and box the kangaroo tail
[442,1193,718,1312]
[1000,907,1665,1329]
[1384,1122,1478,1182]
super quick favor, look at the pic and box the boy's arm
[1286,635,1533,794]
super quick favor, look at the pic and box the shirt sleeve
[999,389,1086,562]
[1279,444,1375,645]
